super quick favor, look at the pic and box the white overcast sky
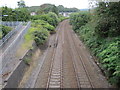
[0,0,89,9]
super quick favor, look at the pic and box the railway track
[66,21,93,88]
[31,22,63,88]
[46,23,63,88]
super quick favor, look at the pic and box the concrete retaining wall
[3,41,47,88]
[3,49,33,88]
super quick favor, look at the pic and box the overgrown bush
[98,40,120,85]
[0,25,12,38]
[32,20,55,33]
[70,12,91,30]
[46,12,59,27]
[33,28,49,45]
[25,24,49,46]
[31,12,59,27]
[43,24,55,33]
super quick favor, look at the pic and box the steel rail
[69,27,94,88]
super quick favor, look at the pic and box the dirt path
[22,20,111,88]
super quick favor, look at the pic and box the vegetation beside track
[0,25,12,39]
[70,2,120,87]
[24,11,67,47]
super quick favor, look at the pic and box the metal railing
[0,22,23,46]
[1,21,31,75]
[1,22,22,27]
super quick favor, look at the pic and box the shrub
[70,11,91,30]
[43,24,55,32]
[47,12,59,27]
[32,20,55,33]
[31,12,59,27]
[24,23,49,46]
[98,41,120,85]
[0,25,12,38]
[33,28,49,45]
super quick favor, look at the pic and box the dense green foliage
[31,12,59,27]
[2,6,30,21]
[25,23,49,46]
[95,2,120,37]
[32,20,55,33]
[70,11,90,30]
[70,2,120,86]
[0,25,12,38]
[33,29,49,45]
[25,11,62,46]
[26,4,67,46]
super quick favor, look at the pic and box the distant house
[30,12,36,16]
[59,12,73,17]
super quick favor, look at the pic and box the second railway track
[66,20,94,88]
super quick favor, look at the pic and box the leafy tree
[47,12,59,27]
[2,6,13,21]
[32,12,59,27]
[57,5,79,12]
[37,4,59,15]
[70,12,91,30]
[95,2,120,37]
[2,6,30,21]
[15,8,30,21]
[17,0,26,8]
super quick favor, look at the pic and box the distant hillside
[27,6,40,12]
[57,5,79,12]
[38,4,59,15]
[27,4,80,13]
[27,4,58,15]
